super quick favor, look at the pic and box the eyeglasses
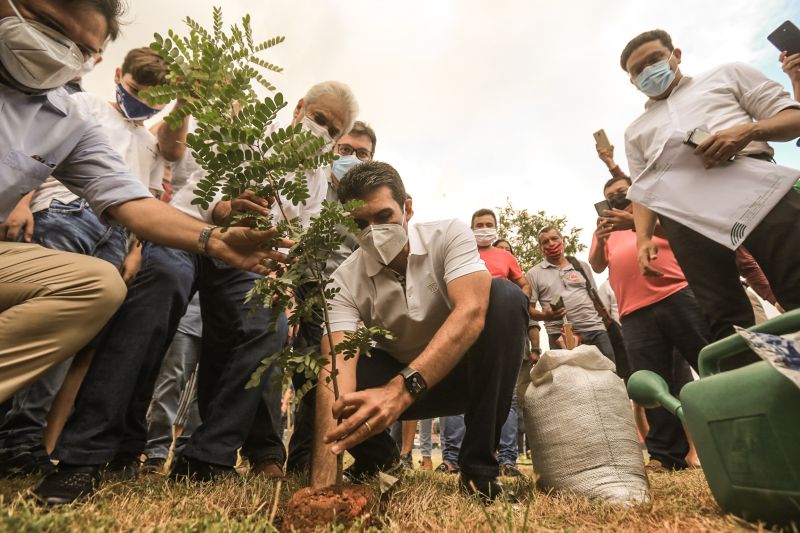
[336,143,373,161]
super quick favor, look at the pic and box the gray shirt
[0,84,150,223]
[525,258,605,335]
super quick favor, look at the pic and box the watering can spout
[627,371,685,423]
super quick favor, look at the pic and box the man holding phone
[619,29,800,345]
[525,228,616,363]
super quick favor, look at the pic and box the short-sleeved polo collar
[45,88,69,116]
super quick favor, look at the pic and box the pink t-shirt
[590,230,688,318]
[479,246,523,281]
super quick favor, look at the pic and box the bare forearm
[411,305,485,388]
[529,307,548,321]
[107,198,208,252]
[633,202,658,243]
[157,102,190,162]
[514,277,532,297]
[750,108,800,142]
[589,241,608,274]
[527,327,540,349]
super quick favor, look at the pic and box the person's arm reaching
[321,270,492,458]
[589,222,611,273]
[106,198,288,274]
[156,100,191,163]
[633,202,663,277]
[513,275,532,297]
[0,192,35,242]
[780,52,800,102]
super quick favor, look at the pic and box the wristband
[197,225,218,255]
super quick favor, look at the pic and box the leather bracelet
[198,225,218,255]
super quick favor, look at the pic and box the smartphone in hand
[768,21,800,55]
[551,296,565,312]
[594,200,611,216]
[594,129,611,150]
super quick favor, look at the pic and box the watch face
[408,373,426,396]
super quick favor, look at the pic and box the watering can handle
[699,308,800,378]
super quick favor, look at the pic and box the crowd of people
[1,0,799,508]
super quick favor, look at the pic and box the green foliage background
[496,199,586,272]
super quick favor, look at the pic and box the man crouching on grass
[310,162,528,501]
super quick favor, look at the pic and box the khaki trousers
[0,242,126,402]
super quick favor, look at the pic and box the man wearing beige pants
[0,244,126,401]
[0,0,286,405]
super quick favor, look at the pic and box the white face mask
[301,115,335,154]
[357,211,408,265]
[473,227,497,246]
[0,0,83,91]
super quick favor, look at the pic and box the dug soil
[281,484,376,532]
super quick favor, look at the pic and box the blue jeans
[419,419,433,457]
[440,415,464,466]
[143,330,201,460]
[53,243,287,467]
[547,329,616,363]
[0,199,126,453]
[496,391,518,466]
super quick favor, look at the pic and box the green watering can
[628,309,800,527]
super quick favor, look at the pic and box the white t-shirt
[170,122,329,227]
[624,62,800,179]
[326,219,488,364]
[29,92,163,213]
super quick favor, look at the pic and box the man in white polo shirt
[310,162,528,501]
[621,29,800,348]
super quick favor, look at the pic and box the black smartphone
[768,21,800,55]
[594,200,611,216]
[550,296,564,312]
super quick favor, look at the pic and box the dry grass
[0,465,790,532]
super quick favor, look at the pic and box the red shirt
[479,246,523,281]
[590,230,688,318]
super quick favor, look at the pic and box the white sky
[84,0,800,266]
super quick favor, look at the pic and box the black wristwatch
[399,367,427,399]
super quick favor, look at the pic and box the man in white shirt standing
[621,29,800,349]
[310,162,528,501]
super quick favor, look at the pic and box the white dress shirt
[624,62,800,179]
[326,219,488,364]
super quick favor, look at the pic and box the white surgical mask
[635,52,676,98]
[0,0,83,91]
[357,211,408,265]
[301,115,335,153]
[473,227,497,246]
[80,56,97,77]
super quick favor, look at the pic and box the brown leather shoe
[251,461,285,479]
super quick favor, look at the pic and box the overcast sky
[84,0,800,267]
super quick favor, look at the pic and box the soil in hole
[282,484,376,532]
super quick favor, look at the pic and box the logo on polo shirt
[567,271,580,283]
[428,281,439,294]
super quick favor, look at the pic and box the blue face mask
[332,155,363,180]
[115,83,161,121]
[635,52,675,98]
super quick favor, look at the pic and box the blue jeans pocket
[45,199,86,215]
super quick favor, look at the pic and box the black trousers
[349,278,528,480]
[659,189,800,360]
[621,287,709,469]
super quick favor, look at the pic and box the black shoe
[104,452,141,480]
[33,465,101,505]
[169,455,236,482]
[399,453,414,471]
[459,474,517,503]
[343,456,405,484]
[140,456,166,475]
[0,445,54,478]
[499,463,524,478]
[434,461,460,474]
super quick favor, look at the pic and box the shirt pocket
[1,149,55,201]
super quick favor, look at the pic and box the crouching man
[310,162,528,501]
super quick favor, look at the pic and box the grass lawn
[0,461,773,532]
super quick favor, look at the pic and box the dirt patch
[281,484,376,532]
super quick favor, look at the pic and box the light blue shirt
[0,83,151,222]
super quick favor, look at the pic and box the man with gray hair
[34,81,359,505]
